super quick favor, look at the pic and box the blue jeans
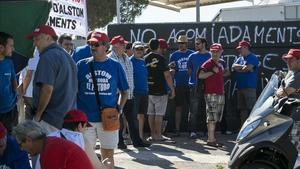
[189,86,207,133]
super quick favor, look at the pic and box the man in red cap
[0,122,30,169]
[76,31,129,168]
[47,109,107,169]
[232,40,259,125]
[27,25,78,132]
[276,49,300,153]
[109,35,150,149]
[277,49,300,98]
[198,43,227,147]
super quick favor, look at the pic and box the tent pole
[196,0,200,22]
[116,0,121,23]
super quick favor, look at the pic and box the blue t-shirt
[72,45,92,64]
[0,136,30,169]
[130,56,148,95]
[170,49,194,87]
[187,52,211,86]
[0,58,17,113]
[234,53,259,89]
[77,57,129,122]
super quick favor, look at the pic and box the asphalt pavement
[112,132,237,169]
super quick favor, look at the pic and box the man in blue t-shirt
[130,41,149,141]
[232,40,259,125]
[0,32,18,134]
[187,37,211,139]
[72,31,93,63]
[169,35,194,136]
[77,31,129,167]
[0,122,30,169]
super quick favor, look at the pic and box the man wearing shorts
[198,43,225,147]
[130,41,148,140]
[77,31,129,168]
[232,40,259,125]
[145,38,175,141]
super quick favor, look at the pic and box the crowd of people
[1,24,299,169]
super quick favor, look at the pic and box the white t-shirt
[19,49,40,97]
[48,128,85,148]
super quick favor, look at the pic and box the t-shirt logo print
[85,70,112,94]
[146,58,159,68]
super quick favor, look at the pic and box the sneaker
[189,132,197,139]
[118,143,127,149]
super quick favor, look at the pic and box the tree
[87,0,149,30]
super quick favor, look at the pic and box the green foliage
[120,0,149,23]
[87,0,149,30]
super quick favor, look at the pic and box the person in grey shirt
[26,25,77,132]
[276,49,300,152]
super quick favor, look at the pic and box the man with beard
[169,35,194,136]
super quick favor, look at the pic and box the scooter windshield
[249,74,279,117]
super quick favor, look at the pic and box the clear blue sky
[134,1,254,23]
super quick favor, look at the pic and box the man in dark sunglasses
[77,32,129,168]
[169,35,194,137]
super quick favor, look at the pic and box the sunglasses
[88,42,107,48]
[178,42,186,44]
[135,47,144,51]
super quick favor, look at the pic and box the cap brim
[86,122,92,127]
[26,32,38,40]
[283,54,294,59]
[87,38,99,43]
[134,45,144,48]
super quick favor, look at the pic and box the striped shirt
[109,50,134,99]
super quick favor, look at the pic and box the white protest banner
[47,0,88,37]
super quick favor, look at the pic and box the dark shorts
[237,88,256,111]
[175,86,190,106]
[0,106,18,133]
[133,93,148,115]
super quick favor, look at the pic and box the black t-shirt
[145,52,169,95]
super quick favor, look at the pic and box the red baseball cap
[110,35,128,45]
[236,40,250,49]
[0,122,7,139]
[87,32,110,43]
[64,109,92,127]
[210,43,223,52]
[27,25,57,40]
[282,49,300,59]
[158,38,169,49]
